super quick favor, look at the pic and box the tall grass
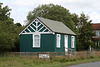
[0,55,100,67]
[0,51,100,67]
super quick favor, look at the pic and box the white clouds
[13,0,38,8]
[1,0,100,25]
[90,12,100,23]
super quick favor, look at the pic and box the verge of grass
[0,56,100,67]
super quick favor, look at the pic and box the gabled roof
[37,17,76,35]
[92,23,100,30]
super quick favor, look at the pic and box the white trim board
[19,18,38,35]
[19,18,53,35]
[20,32,53,35]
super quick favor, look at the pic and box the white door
[65,35,68,52]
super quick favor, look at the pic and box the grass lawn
[0,56,100,67]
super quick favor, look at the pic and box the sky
[1,0,100,25]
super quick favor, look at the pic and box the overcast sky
[1,0,100,25]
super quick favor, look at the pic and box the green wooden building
[19,17,76,53]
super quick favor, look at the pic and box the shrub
[60,58,66,63]
[90,56,96,59]
[80,57,86,60]
[65,58,70,62]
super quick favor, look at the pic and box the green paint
[44,29,49,32]
[41,34,55,52]
[30,24,36,30]
[28,27,35,32]
[20,34,76,52]
[68,35,71,48]
[55,34,65,52]
[39,27,46,32]
[21,19,51,33]
[25,29,29,32]
[20,34,32,52]
[33,22,36,26]
[38,24,43,30]
[74,36,76,51]
[22,31,25,33]
[68,35,76,52]
[20,34,55,52]
[38,22,40,25]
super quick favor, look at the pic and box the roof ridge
[37,17,62,23]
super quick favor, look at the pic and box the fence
[1,51,100,59]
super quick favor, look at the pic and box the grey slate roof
[37,17,76,35]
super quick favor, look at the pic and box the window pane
[71,36,74,48]
[96,31,99,36]
[34,35,40,47]
[57,34,60,48]
[36,39,39,46]
[34,35,39,39]
[34,39,37,46]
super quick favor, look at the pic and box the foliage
[72,13,95,51]
[0,3,23,53]
[0,3,11,21]
[71,13,79,33]
[27,4,75,31]
[11,23,23,52]
[0,21,14,53]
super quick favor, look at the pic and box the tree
[12,23,23,52]
[0,21,14,53]
[71,13,79,33]
[0,3,23,53]
[0,3,11,21]
[15,23,22,27]
[27,4,75,31]
[72,13,95,51]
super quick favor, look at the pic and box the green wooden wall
[54,34,76,52]
[54,34,65,52]
[20,34,55,52]
[68,35,76,52]
[20,34,76,52]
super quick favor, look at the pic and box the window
[71,36,75,48]
[33,34,40,47]
[56,34,61,48]
[96,31,100,36]
[96,31,99,36]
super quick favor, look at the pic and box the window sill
[71,47,74,48]
[56,47,60,48]
[33,46,40,48]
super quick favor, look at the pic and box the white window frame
[56,34,61,48]
[71,36,75,48]
[96,31,99,36]
[33,34,40,48]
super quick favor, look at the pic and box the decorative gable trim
[19,18,53,35]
